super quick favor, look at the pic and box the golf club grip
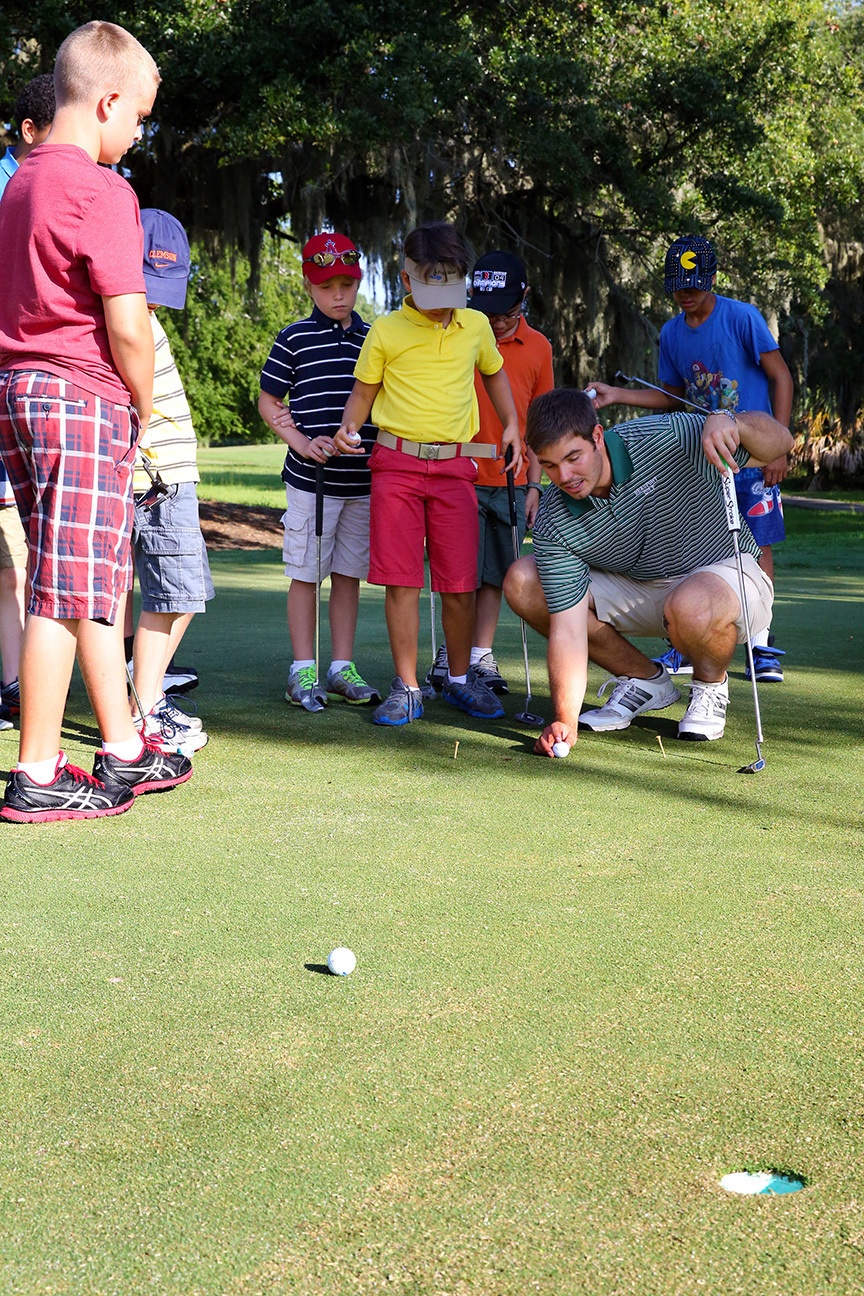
[315,462,324,537]
[504,444,518,528]
[719,464,741,532]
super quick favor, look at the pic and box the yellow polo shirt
[354,296,503,443]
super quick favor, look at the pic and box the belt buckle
[421,443,440,460]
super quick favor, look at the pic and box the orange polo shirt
[471,315,555,486]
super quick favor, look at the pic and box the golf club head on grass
[516,708,545,728]
[301,688,327,714]
[738,756,766,774]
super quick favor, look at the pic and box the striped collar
[308,305,366,335]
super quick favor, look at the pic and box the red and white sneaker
[1,756,135,823]
[93,738,193,795]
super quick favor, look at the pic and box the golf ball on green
[328,947,356,976]
[552,740,571,759]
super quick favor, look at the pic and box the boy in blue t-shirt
[588,235,793,683]
[258,233,380,710]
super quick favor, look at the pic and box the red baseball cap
[301,232,362,284]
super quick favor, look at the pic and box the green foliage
[160,234,308,444]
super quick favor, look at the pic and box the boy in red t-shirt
[0,21,191,823]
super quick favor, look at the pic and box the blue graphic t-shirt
[658,294,777,415]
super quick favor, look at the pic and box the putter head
[737,758,766,774]
[301,687,327,714]
[516,709,545,729]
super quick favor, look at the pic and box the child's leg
[0,566,25,686]
[328,573,360,661]
[133,610,192,716]
[384,586,421,685]
[287,580,316,661]
[77,615,141,745]
[16,615,77,763]
[474,584,503,650]
[440,591,475,677]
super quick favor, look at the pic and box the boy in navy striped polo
[258,233,380,709]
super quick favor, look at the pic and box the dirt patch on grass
[198,500,282,551]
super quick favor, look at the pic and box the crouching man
[503,389,793,757]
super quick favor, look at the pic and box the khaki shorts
[588,555,773,643]
[282,484,370,582]
[0,504,28,570]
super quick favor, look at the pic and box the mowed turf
[0,507,863,1295]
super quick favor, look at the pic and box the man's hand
[306,435,337,464]
[500,423,523,479]
[701,410,741,473]
[585,381,620,409]
[761,454,789,487]
[534,719,577,758]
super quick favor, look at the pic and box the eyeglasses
[303,250,361,269]
[487,304,524,323]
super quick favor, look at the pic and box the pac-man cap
[663,236,717,294]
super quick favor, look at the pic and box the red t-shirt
[472,315,555,487]
[0,144,145,405]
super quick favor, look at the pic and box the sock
[17,753,65,784]
[329,659,351,674]
[470,647,490,665]
[102,736,145,761]
[291,659,315,672]
[752,627,770,648]
[447,672,468,685]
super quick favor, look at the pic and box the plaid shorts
[0,370,137,623]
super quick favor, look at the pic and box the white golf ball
[552,740,571,759]
[346,430,361,445]
[584,387,597,400]
[327,946,356,977]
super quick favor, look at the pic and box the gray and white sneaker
[326,663,381,705]
[471,651,509,694]
[579,669,680,732]
[136,694,208,754]
[678,677,729,742]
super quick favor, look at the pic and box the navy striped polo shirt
[260,306,375,498]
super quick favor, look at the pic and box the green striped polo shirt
[532,412,756,615]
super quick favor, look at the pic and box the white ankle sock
[470,647,490,665]
[752,627,770,648]
[329,659,351,673]
[448,672,468,685]
[292,659,314,672]
[102,736,145,761]
[17,753,65,784]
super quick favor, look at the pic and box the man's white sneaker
[678,677,729,742]
[579,669,680,732]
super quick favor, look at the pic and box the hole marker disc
[720,1171,805,1195]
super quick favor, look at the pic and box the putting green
[0,510,862,1294]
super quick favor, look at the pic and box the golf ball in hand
[346,430,361,445]
[327,947,356,976]
[584,387,597,400]
[552,740,571,759]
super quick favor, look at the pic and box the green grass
[1,511,863,1293]
[197,442,287,508]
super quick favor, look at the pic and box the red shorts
[368,442,479,592]
[0,370,137,623]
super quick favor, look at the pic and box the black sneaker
[1,759,135,823]
[1,677,20,715]
[93,738,193,796]
[0,702,12,732]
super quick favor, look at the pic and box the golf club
[614,371,707,414]
[719,463,766,773]
[421,576,438,699]
[505,447,545,728]
[304,461,327,713]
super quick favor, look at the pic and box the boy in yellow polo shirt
[335,222,521,726]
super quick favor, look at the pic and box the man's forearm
[736,410,794,466]
[547,601,590,726]
[103,294,154,428]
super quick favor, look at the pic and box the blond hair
[54,21,160,106]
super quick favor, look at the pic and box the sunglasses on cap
[303,250,361,269]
